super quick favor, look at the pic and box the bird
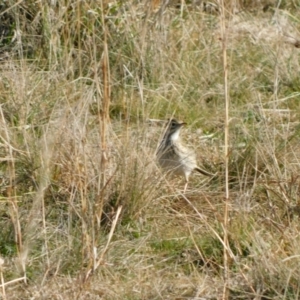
[156,119,214,192]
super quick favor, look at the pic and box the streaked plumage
[157,119,213,191]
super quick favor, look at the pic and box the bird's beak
[180,122,187,126]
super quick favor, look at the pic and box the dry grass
[0,1,300,299]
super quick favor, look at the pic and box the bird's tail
[195,167,215,177]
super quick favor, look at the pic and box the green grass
[1,1,300,299]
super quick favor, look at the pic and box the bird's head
[165,119,186,141]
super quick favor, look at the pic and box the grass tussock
[0,1,300,299]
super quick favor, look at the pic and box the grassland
[1,1,300,299]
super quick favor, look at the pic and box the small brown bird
[157,119,214,192]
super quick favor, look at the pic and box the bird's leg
[183,173,190,193]
[183,180,188,193]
